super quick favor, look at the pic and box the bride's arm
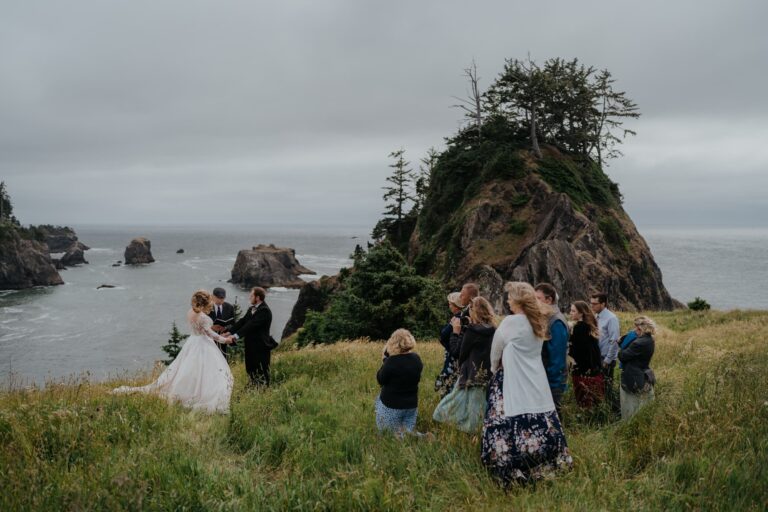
[190,313,229,344]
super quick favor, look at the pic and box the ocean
[1,225,766,385]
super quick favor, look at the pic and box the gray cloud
[1,0,766,227]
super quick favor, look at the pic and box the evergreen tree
[298,241,445,346]
[161,322,189,365]
[413,148,438,213]
[372,149,416,243]
[0,182,14,223]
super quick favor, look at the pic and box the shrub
[298,241,445,346]
[687,297,711,311]
[508,219,528,235]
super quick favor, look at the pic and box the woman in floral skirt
[481,282,572,485]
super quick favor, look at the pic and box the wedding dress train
[113,311,234,413]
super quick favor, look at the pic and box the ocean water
[1,226,766,385]
[0,224,368,386]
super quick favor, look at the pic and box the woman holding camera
[375,329,424,438]
[618,315,657,419]
[433,296,496,432]
[435,292,464,398]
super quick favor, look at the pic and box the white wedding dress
[113,310,234,413]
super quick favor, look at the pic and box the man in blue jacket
[535,283,569,418]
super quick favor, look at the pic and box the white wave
[299,275,320,282]
[88,248,116,253]
[181,259,200,269]
[268,287,290,292]
[2,307,23,314]
[28,313,51,322]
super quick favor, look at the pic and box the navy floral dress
[481,369,573,485]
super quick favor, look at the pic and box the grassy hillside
[2,310,767,511]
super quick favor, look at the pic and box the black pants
[601,360,619,413]
[245,347,271,386]
[550,387,564,420]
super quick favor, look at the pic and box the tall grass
[1,310,767,510]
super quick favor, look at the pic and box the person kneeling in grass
[375,329,424,438]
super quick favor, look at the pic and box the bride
[113,290,234,413]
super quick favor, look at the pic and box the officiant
[209,287,235,355]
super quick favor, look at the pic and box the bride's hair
[191,290,213,314]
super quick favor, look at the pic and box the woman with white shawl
[481,282,572,485]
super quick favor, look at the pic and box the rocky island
[124,237,155,265]
[0,226,64,289]
[230,244,314,289]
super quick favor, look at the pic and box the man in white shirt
[591,292,620,414]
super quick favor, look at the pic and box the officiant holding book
[209,287,235,355]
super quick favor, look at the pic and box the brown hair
[469,296,497,326]
[504,282,547,339]
[591,292,608,305]
[534,283,558,303]
[251,287,266,301]
[461,283,479,299]
[572,300,599,338]
[384,329,416,356]
[191,289,213,314]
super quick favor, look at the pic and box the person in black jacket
[209,287,235,355]
[375,329,424,438]
[435,292,463,397]
[568,300,604,408]
[226,287,273,387]
[433,296,496,433]
[618,315,657,419]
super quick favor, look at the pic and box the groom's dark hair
[251,287,266,301]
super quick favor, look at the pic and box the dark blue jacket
[542,318,569,392]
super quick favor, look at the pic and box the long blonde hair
[504,281,547,339]
[384,328,416,356]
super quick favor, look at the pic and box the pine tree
[413,148,438,213]
[0,182,13,222]
[379,149,416,242]
[161,322,189,365]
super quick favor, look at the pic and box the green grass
[2,310,768,510]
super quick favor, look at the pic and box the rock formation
[281,275,341,339]
[410,148,679,312]
[0,228,64,289]
[60,243,88,266]
[230,244,314,289]
[124,237,155,265]
[34,225,90,253]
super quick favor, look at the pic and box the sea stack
[124,237,155,265]
[230,244,314,289]
[0,229,64,289]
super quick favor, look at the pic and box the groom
[226,287,273,387]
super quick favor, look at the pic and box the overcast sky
[1,0,766,229]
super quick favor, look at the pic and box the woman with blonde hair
[618,315,657,419]
[113,290,234,413]
[481,282,572,485]
[568,300,604,408]
[375,329,424,437]
[433,296,497,432]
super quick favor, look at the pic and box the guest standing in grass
[375,329,424,438]
[435,292,464,397]
[619,316,657,420]
[433,296,496,433]
[568,300,604,408]
[481,282,573,485]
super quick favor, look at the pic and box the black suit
[208,301,235,355]
[231,302,273,386]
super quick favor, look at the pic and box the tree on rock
[372,149,416,247]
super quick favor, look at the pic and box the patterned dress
[481,369,573,485]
